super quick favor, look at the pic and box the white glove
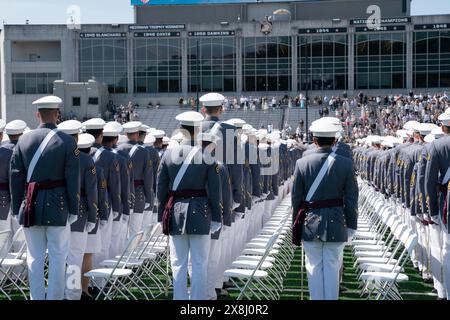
[347,228,356,243]
[210,221,222,234]
[85,222,96,233]
[68,214,78,225]
[129,209,134,215]
[232,201,240,210]
[113,211,119,219]
[100,220,108,229]
[430,215,440,225]
[12,215,19,222]
[122,214,129,224]
[416,214,424,222]
[252,196,259,202]
[145,203,151,211]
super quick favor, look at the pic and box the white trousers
[141,210,155,231]
[129,212,144,239]
[109,220,124,259]
[0,215,12,257]
[441,231,450,299]
[303,241,346,300]
[24,224,70,300]
[429,223,445,298]
[94,212,113,267]
[206,238,222,300]
[416,221,430,277]
[65,231,88,300]
[169,234,210,300]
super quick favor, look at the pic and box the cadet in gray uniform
[157,111,221,300]
[425,110,450,299]
[292,121,358,300]
[117,121,153,237]
[0,120,27,255]
[10,96,80,300]
[58,122,98,301]
[83,118,121,266]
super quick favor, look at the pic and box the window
[134,38,182,93]
[72,97,81,107]
[188,37,236,93]
[12,72,61,95]
[414,30,450,88]
[243,37,291,92]
[355,32,406,90]
[299,34,348,91]
[88,97,99,105]
[79,39,128,94]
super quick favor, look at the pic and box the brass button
[193,228,196,232]
[46,203,50,207]
[330,219,334,223]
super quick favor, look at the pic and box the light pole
[305,36,310,142]
[196,40,200,112]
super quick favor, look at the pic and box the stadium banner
[414,23,450,30]
[134,31,181,37]
[355,25,406,32]
[188,30,235,37]
[129,24,185,31]
[80,32,127,38]
[298,28,347,34]
[350,17,411,25]
[132,0,316,5]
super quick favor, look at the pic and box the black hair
[79,148,91,154]
[102,136,117,144]
[314,136,336,147]
[139,131,146,138]
[86,129,103,139]
[180,124,195,137]
[204,106,222,115]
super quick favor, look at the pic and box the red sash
[162,189,207,235]
[23,180,66,228]
[292,198,344,246]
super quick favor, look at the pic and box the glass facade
[134,38,182,93]
[243,37,291,92]
[12,72,61,94]
[299,34,348,91]
[355,33,407,89]
[414,31,450,88]
[188,38,236,92]
[79,39,128,94]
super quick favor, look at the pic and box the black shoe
[339,285,348,293]
[437,297,447,300]
[223,281,235,289]
[432,288,437,294]
[215,288,229,298]
[88,287,101,296]
[81,292,93,300]
[423,278,433,284]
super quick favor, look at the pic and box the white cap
[118,134,128,144]
[424,134,436,143]
[5,120,27,135]
[0,119,5,133]
[176,111,204,127]
[82,118,105,130]
[438,108,450,126]
[140,124,150,132]
[167,140,179,150]
[32,96,62,109]
[403,120,420,130]
[242,124,253,134]
[162,136,170,145]
[153,130,166,139]
[122,121,143,134]
[370,136,381,144]
[415,123,437,136]
[103,122,123,137]
[58,120,82,135]
[309,121,340,138]
[144,134,156,146]
[171,132,184,143]
[226,118,246,128]
[431,126,444,139]
[381,140,394,148]
[198,132,220,144]
[77,133,95,149]
[396,129,408,139]
[199,93,225,107]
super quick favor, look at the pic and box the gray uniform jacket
[113,150,131,220]
[10,123,80,226]
[425,135,450,227]
[71,152,98,232]
[0,141,16,220]
[116,140,153,214]
[90,143,121,217]
[157,139,222,235]
[292,147,358,242]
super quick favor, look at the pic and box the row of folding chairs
[351,178,418,300]
[223,196,295,300]
[85,223,170,300]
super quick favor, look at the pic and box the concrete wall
[11,41,61,62]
